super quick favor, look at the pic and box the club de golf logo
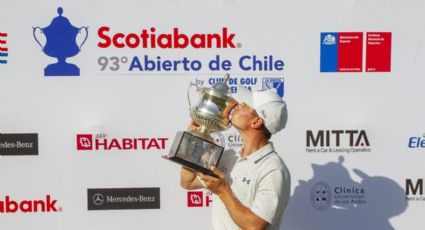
[262,78,284,97]
[0,32,8,64]
[33,7,88,76]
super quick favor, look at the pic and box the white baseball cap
[234,85,288,134]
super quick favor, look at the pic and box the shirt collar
[236,142,276,164]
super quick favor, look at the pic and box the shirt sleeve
[250,169,286,224]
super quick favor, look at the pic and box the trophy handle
[78,26,89,50]
[32,27,44,50]
[187,82,201,110]
[223,73,230,84]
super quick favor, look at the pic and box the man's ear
[251,116,264,129]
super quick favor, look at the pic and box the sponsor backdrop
[0,0,424,229]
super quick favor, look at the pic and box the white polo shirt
[211,142,291,230]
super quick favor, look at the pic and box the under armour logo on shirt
[261,110,267,118]
[242,177,251,185]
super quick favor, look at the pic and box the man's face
[230,103,260,130]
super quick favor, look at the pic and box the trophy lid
[207,73,235,101]
[44,7,78,32]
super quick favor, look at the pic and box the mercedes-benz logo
[92,193,104,206]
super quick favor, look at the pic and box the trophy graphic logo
[33,7,88,76]
[164,74,238,176]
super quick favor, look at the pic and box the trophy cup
[33,7,88,76]
[165,74,238,176]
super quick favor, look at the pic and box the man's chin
[230,121,240,130]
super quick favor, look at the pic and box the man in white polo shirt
[180,86,291,230]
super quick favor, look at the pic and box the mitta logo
[305,130,372,154]
[187,191,212,207]
[405,179,425,202]
[98,27,238,49]
[306,130,370,147]
[0,195,61,213]
[76,134,168,151]
[406,179,423,195]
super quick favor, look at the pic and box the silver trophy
[165,74,237,176]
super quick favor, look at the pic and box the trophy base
[44,62,80,76]
[165,131,224,177]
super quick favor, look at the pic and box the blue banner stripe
[0,52,8,57]
[320,32,338,72]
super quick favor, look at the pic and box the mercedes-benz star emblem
[92,193,104,206]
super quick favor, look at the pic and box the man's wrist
[217,185,232,200]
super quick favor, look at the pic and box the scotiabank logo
[98,27,238,49]
[187,191,212,207]
[76,134,168,151]
[0,195,61,213]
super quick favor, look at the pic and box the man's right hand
[180,166,204,190]
[180,121,204,190]
[187,121,199,131]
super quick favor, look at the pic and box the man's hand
[180,166,203,190]
[199,167,269,230]
[187,121,199,131]
[197,166,230,197]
